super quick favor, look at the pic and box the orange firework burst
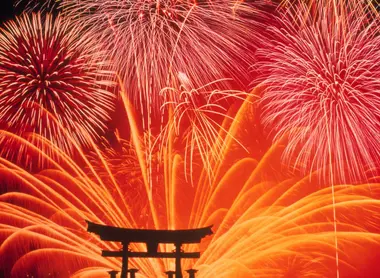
[254,0,380,184]
[0,13,115,161]
[1,87,380,277]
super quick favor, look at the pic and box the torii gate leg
[165,271,176,278]
[128,268,139,278]
[121,242,129,278]
[175,243,183,278]
[186,269,198,278]
[108,270,119,278]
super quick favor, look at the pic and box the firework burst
[60,0,272,114]
[255,0,380,184]
[0,13,115,159]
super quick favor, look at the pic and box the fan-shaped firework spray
[1,89,380,277]
[0,13,115,160]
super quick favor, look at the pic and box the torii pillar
[120,242,130,278]
[165,270,176,278]
[186,269,198,278]
[128,268,139,278]
[108,270,119,278]
[175,242,183,278]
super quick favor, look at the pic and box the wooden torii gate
[86,221,213,278]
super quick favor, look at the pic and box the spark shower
[1,0,380,277]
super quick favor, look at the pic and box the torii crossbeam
[86,221,213,278]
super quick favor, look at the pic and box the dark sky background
[0,0,62,24]
[0,0,16,23]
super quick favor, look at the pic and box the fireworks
[0,13,115,158]
[255,0,380,183]
[0,0,380,277]
[60,0,272,115]
[1,93,380,277]
[159,73,250,181]
[88,135,164,225]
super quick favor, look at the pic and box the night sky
[0,0,15,23]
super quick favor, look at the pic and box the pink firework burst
[0,13,115,160]
[255,1,380,183]
[60,0,273,115]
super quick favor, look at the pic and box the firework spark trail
[1,92,380,277]
[159,74,250,182]
[0,12,115,162]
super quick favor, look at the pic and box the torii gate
[86,221,213,278]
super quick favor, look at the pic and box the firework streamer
[159,73,250,183]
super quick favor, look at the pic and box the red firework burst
[255,1,380,183]
[0,13,115,159]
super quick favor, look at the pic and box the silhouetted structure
[165,270,176,278]
[186,269,198,278]
[127,268,139,278]
[108,270,119,278]
[87,221,213,278]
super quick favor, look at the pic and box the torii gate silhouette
[86,221,213,278]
